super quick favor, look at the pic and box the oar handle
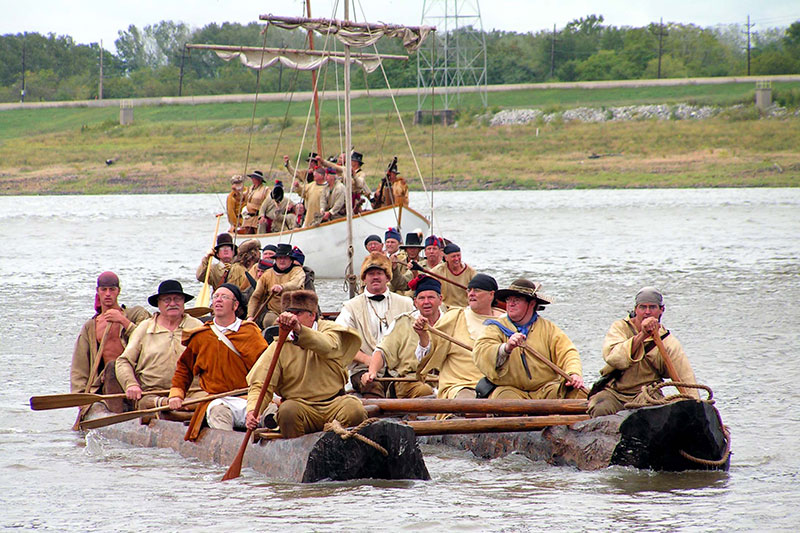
[249,292,275,324]
[426,324,473,351]
[410,260,468,290]
[520,345,590,396]
[652,333,690,395]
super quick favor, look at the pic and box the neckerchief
[483,313,538,379]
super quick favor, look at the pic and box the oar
[72,325,111,430]
[410,260,468,290]
[362,398,588,416]
[248,293,275,327]
[31,387,201,411]
[652,333,690,395]
[406,414,589,436]
[426,324,590,396]
[374,376,438,383]
[79,388,247,430]
[196,214,223,308]
[222,325,290,481]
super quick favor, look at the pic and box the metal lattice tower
[417,0,488,112]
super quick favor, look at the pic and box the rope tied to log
[324,417,388,457]
[624,381,732,467]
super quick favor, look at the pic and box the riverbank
[2,82,799,194]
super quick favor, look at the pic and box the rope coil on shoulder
[324,417,388,456]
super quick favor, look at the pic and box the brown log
[406,415,589,436]
[362,398,587,416]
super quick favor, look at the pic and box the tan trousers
[587,387,661,417]
[350,370,386,398]
[491,380,587,400]
[276,395,368,438]
[393,380,434,399]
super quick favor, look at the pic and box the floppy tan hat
[495,278,551,305]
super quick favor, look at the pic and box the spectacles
[211,293,235,302]
[158,295,185,304]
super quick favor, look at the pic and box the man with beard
[116,280,203,414]
[70,271,150,414]
[587,287,698,417]
[247,243,306,328]
[473,279,586,400]
[361,275,441,399]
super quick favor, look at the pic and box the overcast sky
[2,0,798,52]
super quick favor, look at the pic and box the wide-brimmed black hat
[495,278,552,305]
[400,232,424,249]
[305,152,318,161]
[148,279,194,307]
[214,233,238,256]
[351,151,364,165]
[274,243,293,257]
[247,170,265,181]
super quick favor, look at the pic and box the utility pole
[98,40,104,100]
[21,40,26,103]
[178,44,186,96]
[656,18,666,79]
[744,15,754,76]
[550,24,557,78]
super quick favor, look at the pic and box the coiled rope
[624,381,731,467]
[323,417,388,456]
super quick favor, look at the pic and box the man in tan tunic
[384,227,412,294]
[283,152,319,184]
[417,274,503,401]
[247,243,306,328]
[291,164,328,228]
[473,278,586,400]
[70,271,150,414]
[319,151,372,212]
[422,235,444,269]
[320,168,347,222]
[225,175,247,232]
[116,280,203,413]
[195,233,250,292]
[361,275,441,399]
[587,287,699,417]
[336,253,414,398]
[241,170,268,232]
[431,243,476,309]
[257,180,297,233]
[246,291,367,438]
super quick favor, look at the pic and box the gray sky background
[2,0,798,52]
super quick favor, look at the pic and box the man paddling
[587,287,699,417]
[385,227,412,294]
[115,280,203,416]
[168,283,268,441]
[417,274,504,401]
[422,235,444,269]
[195,233,250,292]
[245,291,367,438]
[361,275,442,399]
[336,253,414,398]
[473,278,586,400]
[431,242,476,309]
[247,243,306,328]
[70,271,150,414]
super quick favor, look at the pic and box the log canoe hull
[419,401,730,472]
[92,417,430,482]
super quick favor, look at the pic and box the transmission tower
[416,0,488,114]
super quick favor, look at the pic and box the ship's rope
[624,381,731,467]
[323,417,388,456]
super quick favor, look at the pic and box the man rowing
[70,271,150,414]
[195,233,250,292]
[247,243,306,328]
[245,291,367,438]
[587,287,699,417]
[431,242,476,309]
[336,253,415,398]
[361,275,442,399]
[417,274,503,401]
[168,284,268,441]
[473,278,586,400]
[384,227,412,294]
[115,280,203,415]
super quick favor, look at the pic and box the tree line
[1,15,798,103]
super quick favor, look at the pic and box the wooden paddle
[185,306,212,319]
[652,333,690,395]
[362,398,588,416]
[72,325,112,430]
[79,388,247,430]
[410,260,468,290]
[426,324,590,396]
[374,376,438,383]
[406,414,589,435]
[249,292,274,327]
[31,387,201,411]
[196,214,223,308]
[221,325,290,481]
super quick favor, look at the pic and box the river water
[1,189,798,532]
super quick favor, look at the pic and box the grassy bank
[1,82,799,194]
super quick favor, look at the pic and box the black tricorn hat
[247,170,265,181]
[148,279,194,307]
[305,152,318,161]
[351,151,364,165]
[400,232,424,249]
[274,243,293,257]
[214,233,238,256]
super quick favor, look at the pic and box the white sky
[1,0,798,52]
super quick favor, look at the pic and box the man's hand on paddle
[102,308,131,329]
[168,396,184,410]
[566,374,584,390]
[506,332,527,351]
[413,316,430,347]
[276,312,301,335]
[245,410,258,431]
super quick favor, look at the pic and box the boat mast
[343,0,356,298]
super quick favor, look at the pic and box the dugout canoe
[88,415,430,482]
[419,400,730,472]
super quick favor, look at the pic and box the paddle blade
[30,393,101,411]
[79,410,149,430]
[186,306,211,318]
[221,429,252,481]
